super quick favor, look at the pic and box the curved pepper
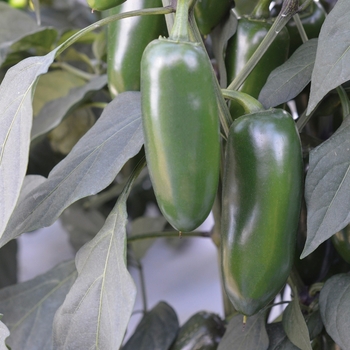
[141,1,220,232]
[87,0,125,12]
[221,109,303,316]
[107,0,167,97]
[225,17,290,120]
[193,0,233,35]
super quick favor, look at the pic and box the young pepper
[193,0,233,35]
[106,0,167,97]
[141,0,220,232]
[221,109,303,316]
[225,17,290,120]
[87,0,125,12]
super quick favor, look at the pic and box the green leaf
[210,10,238,88]
[33,70,86,116]
[319,273,350,349]
[307,0,350,114]
[0,3,57,66]
[0,320,9,350]
[130,216,168,260]
[0,3,39,42]
[52,168,140,350]
[170,311,226,350]
[32,75,107,140]
[302,116,350,258]
[47,107,96,155]
[0,260,76,350]
[282,299,312,350]
[266,323,299,350]
[122,302,179,350]
[8,28,57,55]
[217,312,269,350]
[306,310,323,341]
[0,240,17,289]
[60,201,106,252]
[0,92,143,247]
[0,49,58,242]
[259,39,317,109]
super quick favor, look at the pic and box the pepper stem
[170,0,190,41]
[221,89,264,115]
[250,0,272,19]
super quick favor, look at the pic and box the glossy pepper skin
[287,0,326,55]
[193,0,233,35]
[225,17,289,119]
[87,0,125,12]
[141,38,220,232]
[332,225,350,264]
[221,109,303,316]
[107,0,167,97]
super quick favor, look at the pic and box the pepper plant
[0,0,349,348]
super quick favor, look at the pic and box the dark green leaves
[302,115,350,257]
[0,92,143,247]
[259,39,317,109]
[307,0,350,114]
[122,302,179,350]
[319,273,350,349]
[217,312,269,350]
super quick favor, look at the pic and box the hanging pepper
[193,0,233,35]
[87,0,126,12]
[141,0,220,232]
[225,16,290,120]
[221,108,303,316]
[107,0,167,97]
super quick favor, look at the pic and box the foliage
[0,0,349,349]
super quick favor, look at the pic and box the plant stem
[221,89,264,114]
[55,6,174,57]
[293,13,308,43]
[250,0,272,19]
[51,62,96,80]
[227,0,300,92]
[128,230,210,242]
[170,0,190,41]
[136,260,148,313]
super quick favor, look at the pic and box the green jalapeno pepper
[87,0,125,12]
[221,108,303,316]
[225,17,290,120]
[107,0,167,97]
[141,0,220,232]
[193,0,233,35]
